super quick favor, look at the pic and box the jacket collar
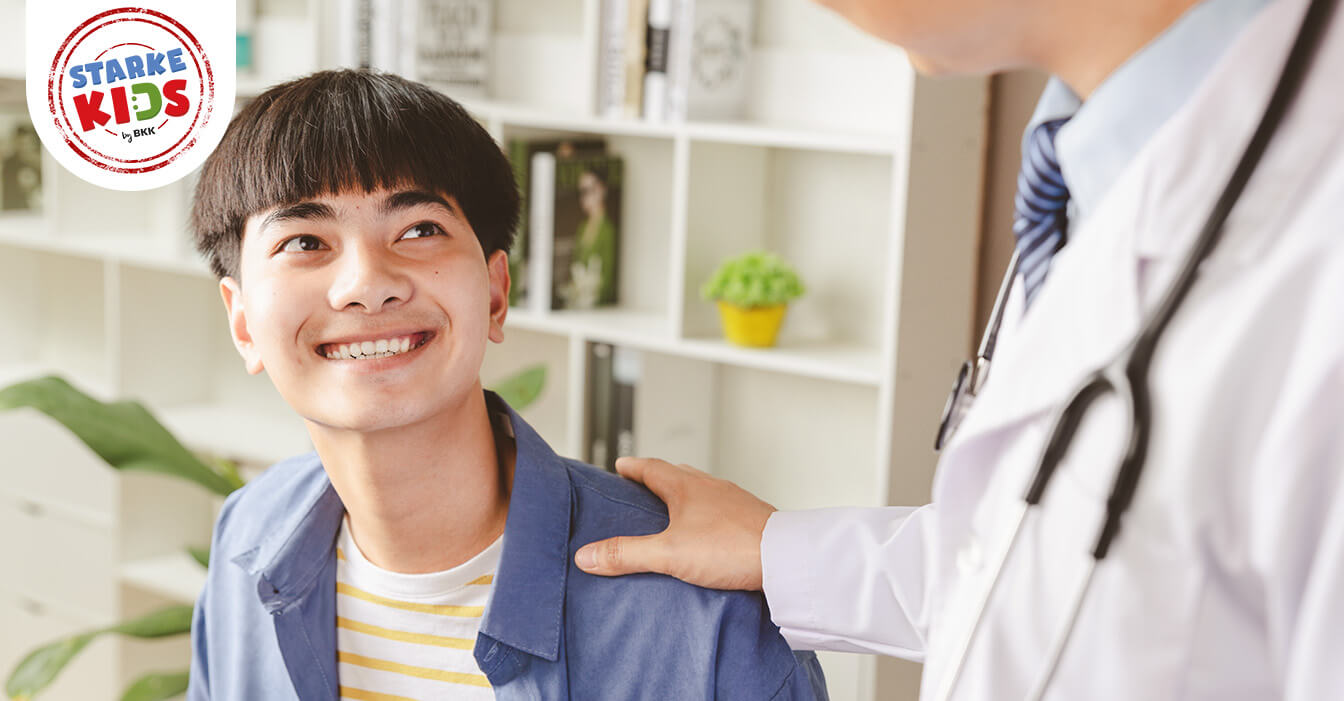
[229,390,572,662]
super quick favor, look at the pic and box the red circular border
[57,17,203,164]
[47,7,215,174]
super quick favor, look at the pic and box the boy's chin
[301,402,436,435]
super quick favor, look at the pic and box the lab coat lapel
[943,193,1145,459]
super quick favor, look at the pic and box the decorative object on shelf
[701,251,805,348]
[1,364,546,700]
[0,98,41,213]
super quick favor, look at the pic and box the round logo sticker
[47,7,215,175]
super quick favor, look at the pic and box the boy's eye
[278,235,325,253]
[400,222,446,240]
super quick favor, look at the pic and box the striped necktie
[1013,118,1071,307]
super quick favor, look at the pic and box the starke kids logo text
[47,7,214,175]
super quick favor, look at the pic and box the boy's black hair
[191,69,519,279]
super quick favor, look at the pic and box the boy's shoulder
[553,457,827,700]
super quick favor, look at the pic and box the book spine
[622,0,650,118]
[369,0,402,72]
[642,0,672,121]
[528,151,555,315]
[332,0,372,68]
[506,139,530,308]
[596,0,628,118]
[586,342,615,470]
[611,346,640,462]
[664,0,695,122]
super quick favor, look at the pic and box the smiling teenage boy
[184,70,827,701]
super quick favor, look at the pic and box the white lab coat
[761,0,1344,698]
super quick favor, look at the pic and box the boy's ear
[487,250,510,344]
[219,277,265,375]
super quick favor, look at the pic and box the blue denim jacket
[188,392,827,700]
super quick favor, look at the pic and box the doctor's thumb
[575,535,666,577]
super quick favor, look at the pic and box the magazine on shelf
[548,152,624,311]
[332,0,493,96]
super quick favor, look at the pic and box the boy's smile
[219,186,509,433]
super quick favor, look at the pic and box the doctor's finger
[614,456,691,499]
[575,534,669,577]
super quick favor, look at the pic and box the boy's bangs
[192,70,518,279]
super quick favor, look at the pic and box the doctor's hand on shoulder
[575,457,772,591]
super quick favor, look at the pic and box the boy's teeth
[324,335,422,360]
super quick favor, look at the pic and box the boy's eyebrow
[259,201,337,233]
[380,189,460,218]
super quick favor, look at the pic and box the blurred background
[0,0,1044,698]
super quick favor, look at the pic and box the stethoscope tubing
[932,0,1338,697]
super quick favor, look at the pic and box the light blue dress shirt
[1025,0,1272,230]
[187,391,828,700]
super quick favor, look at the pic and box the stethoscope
[930,0,1337,697]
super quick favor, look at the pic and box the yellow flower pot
[717,301,788,348]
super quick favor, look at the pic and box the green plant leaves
[5,633,96,700]
[489,364,546,410]
[5,605,192,700]
[0,376,242,497]
[187,545,211,569]
[119,671,190,701]
[701,251,806,308]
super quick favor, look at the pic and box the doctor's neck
[1028,0,1204,97]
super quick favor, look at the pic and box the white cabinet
[0,0,986,698]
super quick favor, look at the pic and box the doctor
[574,0,1344,698]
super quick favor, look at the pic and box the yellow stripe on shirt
[467,574,493,585]
[337,582,484,617]
[337,616,475,650]
[339,686,419,701]
[337,547,346,561]
[339,651,492,688]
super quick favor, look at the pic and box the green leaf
[5,633,95,700]
[0,376,239,497]
[187,545,211,569]
[6,605,194,700]
[490,365,546,410]
[108,605,194,639]
[119,671,190,701]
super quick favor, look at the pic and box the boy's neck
[307,384,514,574]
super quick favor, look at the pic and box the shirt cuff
[761,509,822,647]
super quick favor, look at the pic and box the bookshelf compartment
[502,125,677,322]
[0,246,109,390]
[683,142,894,355]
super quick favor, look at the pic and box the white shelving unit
[0,1,987,699]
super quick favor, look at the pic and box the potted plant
[700,251,805,348]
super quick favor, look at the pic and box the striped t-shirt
[335,516,501,700]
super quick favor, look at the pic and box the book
[610,346,639,462]
[664,0,695,121]
[643,0,672,121]
[549,152,623,310]
[507,138,606,308]
[399,0,494,97]
[584,342,639,472]
[585,342,616,470]
[528,151,555,315]
[622,0,651,118]
[596,0,629,118]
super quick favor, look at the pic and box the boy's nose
[328,247,412,313]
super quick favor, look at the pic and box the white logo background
[26,2,235,191]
